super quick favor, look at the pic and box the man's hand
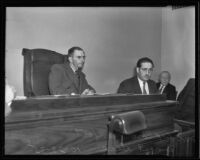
[81,89,95,95]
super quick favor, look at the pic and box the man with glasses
[49,46,95,95]
[117,57,158,94]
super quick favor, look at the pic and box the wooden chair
[22,48,67,97]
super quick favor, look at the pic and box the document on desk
[14,96,27,100]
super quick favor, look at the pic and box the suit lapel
[163,84,168,94]
[64,63,79,92]
[79,73,84,93]
[157,82,161,88]
[158,83,168,94]
[133,77,142,94]
[148,81,152,94]
[147,80,156,94]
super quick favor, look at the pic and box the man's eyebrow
[141,67,153,69]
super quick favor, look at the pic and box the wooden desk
[5,94,178,155]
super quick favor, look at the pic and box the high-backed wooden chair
[22,48,67,97]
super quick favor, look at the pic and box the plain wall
[161,7,195,94]
[6,7,162,96]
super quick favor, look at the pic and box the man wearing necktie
[156,71,177,100]
[117,57,158,94]
[49,46,95,95]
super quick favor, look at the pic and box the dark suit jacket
[177,78,195,103]
[175,78,195,122]
[48,63,95,95]
[156,82,177,100]
[117,76,158,94]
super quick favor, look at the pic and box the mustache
[78,63,84,65]
[144,75,150,79]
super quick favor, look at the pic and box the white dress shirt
[159,84,166,94]
[137,77,150,94]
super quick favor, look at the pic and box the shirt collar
[137,77,146,86]
[160,83,167,87]
[69,63,77,73]
[137,77,150,94]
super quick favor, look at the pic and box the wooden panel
[9,94,166,112]
[6,101,176,130]
[5,119,107,154]
[5,94,178,155]
[174,129,195,157]
[111,131,179,155]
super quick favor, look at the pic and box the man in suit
[117,57,158,94]
[49,46,95,95]
[156,71,176,100]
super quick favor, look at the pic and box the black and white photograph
[4,2,198,158]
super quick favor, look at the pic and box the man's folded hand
[81,89,95,95]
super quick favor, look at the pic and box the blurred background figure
[175,78,195,122]
[5,79,16,116]
[157,71,177,100]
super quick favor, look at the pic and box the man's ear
[68,56,72,63]
[136,67,139,73]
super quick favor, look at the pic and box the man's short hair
[136,57,154,68]
[68,46,85,57]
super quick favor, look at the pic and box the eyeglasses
[140,68,153,73]
[75,56,86,59]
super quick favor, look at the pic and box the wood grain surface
[5,94,178,154]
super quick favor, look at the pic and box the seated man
[157,71,177,100]
[49,46,95,95]
[117,57,158,94]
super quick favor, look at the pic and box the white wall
[6,7,162,96]
[161,7,195,94]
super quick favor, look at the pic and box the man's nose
[146,70,151,74]
[80,58,85,63]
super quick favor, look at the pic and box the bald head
[159,71,171,86]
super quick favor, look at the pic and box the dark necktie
[75,70,81,94]
[143,81,147,95]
